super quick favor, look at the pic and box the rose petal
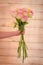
[22,16,28,22]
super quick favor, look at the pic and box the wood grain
[0,0,43,65]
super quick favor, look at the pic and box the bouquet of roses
[11,8,33,62]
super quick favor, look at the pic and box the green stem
[21,34,28,63]
[17,34,22,57]
[18,34,28,62]
[17,19,28,62]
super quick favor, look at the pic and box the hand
[20,30,25,35]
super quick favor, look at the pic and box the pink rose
[30,10,33,15]
[22,15,28,22]
[21,8,29,17]
[11,8,33,20]
[17,8,23,13]
[16,12,22,19]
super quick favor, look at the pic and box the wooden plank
[0,0,43,65]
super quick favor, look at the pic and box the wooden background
[0,0,43,65]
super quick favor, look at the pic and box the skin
[0,30,23,39]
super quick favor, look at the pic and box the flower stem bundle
[11,8,33,62]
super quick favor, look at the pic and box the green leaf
[19,25,24,31]
[16,18,21,23]
[23,22,28,26]
[13,22,17,28]
[16,18,19,22]
[17,46,21,58]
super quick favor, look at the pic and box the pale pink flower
[11,8,33,20]
[30,10,33,15]
[17,8,23,13]
[21,8,28,16]
[22,8,27,11]
[22,16,28,22]
[16,12,22,19]
[23,11,28,16]
[28,10,33,18]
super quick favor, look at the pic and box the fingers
[21,30,25,34]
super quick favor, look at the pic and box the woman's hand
[0,30,25,39]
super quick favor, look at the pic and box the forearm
[0,31,21,39]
